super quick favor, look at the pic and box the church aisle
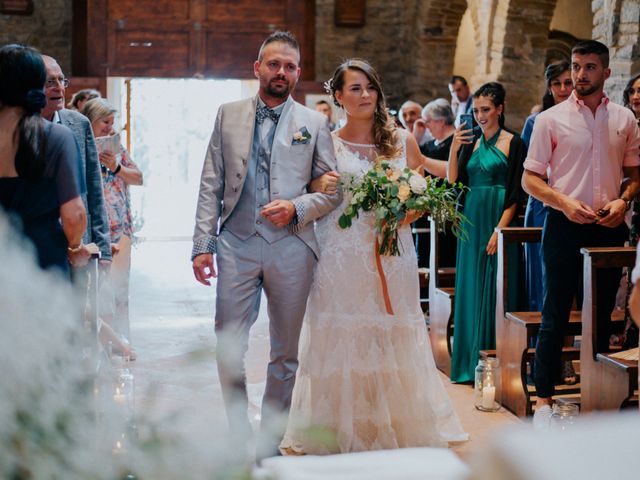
[128,240,520,461]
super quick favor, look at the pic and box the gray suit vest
[224,120,288,243]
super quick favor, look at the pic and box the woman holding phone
[447,82,527,382]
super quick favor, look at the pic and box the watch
[620,197,632,211]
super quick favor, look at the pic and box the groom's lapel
[272,96,296,161]
[238,96,259,169]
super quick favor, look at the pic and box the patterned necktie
[256,105,280,125]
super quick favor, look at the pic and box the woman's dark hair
[0,44,47,178]
[622,73,640,118]
[541,60,571,111]
[327,58,400,159]
[68,88,100,110]
[473,82,506,129]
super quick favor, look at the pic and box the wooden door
[73,0,315,79]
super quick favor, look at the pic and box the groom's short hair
[257,31,300,61]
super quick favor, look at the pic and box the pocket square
[292,126,312,145]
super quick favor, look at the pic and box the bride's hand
[310,171,340,194]
[401,210,423,226]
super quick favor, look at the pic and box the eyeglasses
[550,79,573,88]
[45,77,70,88]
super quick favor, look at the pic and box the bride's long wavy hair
[327,59,400,159]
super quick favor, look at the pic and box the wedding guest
[0,44,90,277]
[448,82,527,383]
[83,97,142,350]
[623,73,640,126]
[315,99,336,130]
[418,98,456,177]
[41,55,111,266]
[400,99,432,147]
[412,98,457,267]
[68,88,101,112]
[521,61,577,384]
[621,73,640,348]
[629,244,640,327]
[523,40,640,427]
[449,75,472,128]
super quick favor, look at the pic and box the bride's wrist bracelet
[67,242,84,254]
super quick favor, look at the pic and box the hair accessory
[25,89,46,113]
[323,78,333,95]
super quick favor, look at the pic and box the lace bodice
[332,130,408,182]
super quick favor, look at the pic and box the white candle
[113,387,126,405]
[481,386,495,410]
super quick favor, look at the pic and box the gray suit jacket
[59,109,112,261]
[193,95,341,258]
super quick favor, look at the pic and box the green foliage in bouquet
[338,160,467,255]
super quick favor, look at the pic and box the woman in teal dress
[447,82,526,382]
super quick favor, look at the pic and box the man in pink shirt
[523,40,640,427]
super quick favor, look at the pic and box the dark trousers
[534,209,627,398]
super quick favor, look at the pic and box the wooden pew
[428,216,457,375]
[497,227,587,416]
[496,227,554,417]
[580,247,639,412]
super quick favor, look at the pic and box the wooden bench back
[580,247,637,411]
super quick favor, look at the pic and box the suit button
[233,187,238,192]
[256,220,262,224]
[242,159,247,165]
[236,173,242,179]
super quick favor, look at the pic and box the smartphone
[596,208,610,218]
[459,113,474,129]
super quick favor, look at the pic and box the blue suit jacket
[58,109,112,261]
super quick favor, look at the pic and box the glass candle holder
[550,403,579,431]
[474,357,501,412]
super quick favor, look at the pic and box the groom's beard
[266,76,293,98]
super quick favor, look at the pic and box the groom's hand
[193,253,217,285]
[261,200,296,228]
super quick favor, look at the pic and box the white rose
[293,132,303,140]
[409,174,427,194]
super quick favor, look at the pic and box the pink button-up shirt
[524,91,640,210]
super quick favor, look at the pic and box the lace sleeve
[395,128,409,169]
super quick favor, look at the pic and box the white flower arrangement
[338,161,466,255]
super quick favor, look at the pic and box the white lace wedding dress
[281,131,468,454]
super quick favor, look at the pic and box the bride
[281,59,468,454]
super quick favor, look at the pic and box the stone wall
[315,0,420,107]
[1,0,635,125]
[592,0,640,104]
[0,0,72,73]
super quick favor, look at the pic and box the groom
[191,31,340,458]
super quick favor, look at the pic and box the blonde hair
[81,97,116,123]
[327,58,400,159]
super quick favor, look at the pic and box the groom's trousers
[215,229,315,453]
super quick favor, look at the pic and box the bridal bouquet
[338,161,466,256]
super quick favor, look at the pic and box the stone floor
[128,240,521,462]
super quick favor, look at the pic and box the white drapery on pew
[469,412,640,480]
[255,448,469,480]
